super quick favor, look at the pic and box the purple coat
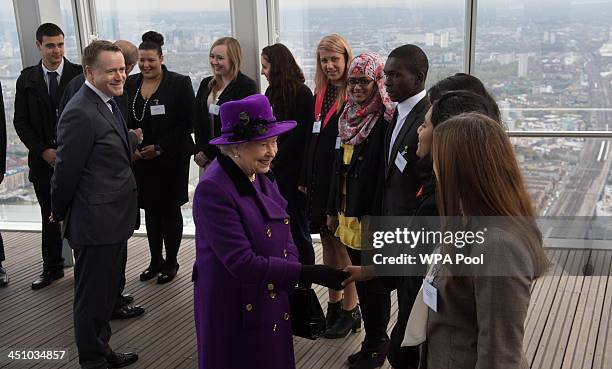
[192,154,302,369]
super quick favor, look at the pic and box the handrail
[507,131,612,138]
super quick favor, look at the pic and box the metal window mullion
[464,0,477,74]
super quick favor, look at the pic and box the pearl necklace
[132,78,161,122]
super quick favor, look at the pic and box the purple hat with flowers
[209,94,297,145]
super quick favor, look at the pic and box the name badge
[335,137,341,149]
[394,152,407,173]
[150,104,166,116]
[209,104,220,116]
[423,279,438,312]
[312,121,322,133]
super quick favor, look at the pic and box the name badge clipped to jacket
[209,104,220,116]
[150,104,166,116]
[395,151,408,173]
[335,137,341,150]
[312,121,322,134]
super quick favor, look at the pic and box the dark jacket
[267,83,314,200]
[0,81,6,174]
[380,96,430,215]
[327,115,386,218]
[193,72,257,159]
[124,66,195,208]
[13,58,83,183]
[51,85,138,245]
[59,73,129,120]
[301,98,343,227]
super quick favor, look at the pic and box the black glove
[298,264,350,291]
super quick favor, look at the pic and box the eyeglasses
[347,78,374,87]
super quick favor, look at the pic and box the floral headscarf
[338,53,395,145]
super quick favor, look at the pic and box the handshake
[299,265,351,291]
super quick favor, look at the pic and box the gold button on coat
[273,324,277,332]
[267,283,275,291]
[269,292,277,299]
[283,219,289,224]
[283,313,290,321]
[283,249,288,258]
[266,228,272,237]
[245,304,253,312]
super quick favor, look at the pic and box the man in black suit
[13,23,83,289]
[0,81,7,287]
[381,44,430,369]
[58,39,144,320]
[51,40,141,369]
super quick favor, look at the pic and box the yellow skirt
[335,213,361,250]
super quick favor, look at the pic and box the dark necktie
[108,98,127,141]
[47,71,59,108]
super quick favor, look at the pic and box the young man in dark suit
[13,23,83,289]
[51,40,142,369]
[380,44,430,369]
[0,81,7,287]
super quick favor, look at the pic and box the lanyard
[314,85,339,130]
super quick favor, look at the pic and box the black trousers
[285,190,314,265]
[0,233,5,262]
[347,247,391,351]
[33,182,64,272]
[73,242,126,369]
[387,276,422,369]
[144,205,183,268]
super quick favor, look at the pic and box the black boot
[324,305,361,339]
[349,339,389,369]
[325,300,342,331]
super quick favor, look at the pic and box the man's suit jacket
[13,58,83,183]
[51,84,138,246]
[380,96,429,216]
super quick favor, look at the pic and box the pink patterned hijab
[338,52,395,145]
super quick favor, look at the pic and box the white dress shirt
[41,58,64,93]
[388,89,427,161]
[84,80,113,113]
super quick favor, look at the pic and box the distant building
[425,33,434,47]
[518,53,529,78]
[440,32,449,48]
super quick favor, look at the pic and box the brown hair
[262,43,305,120]
[432,112,549,277]
[208,37,242,95]
[315,34,352,112]
[82,40,122,68]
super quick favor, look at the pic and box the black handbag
[288,286,326,340]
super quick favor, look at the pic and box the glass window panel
[0,0,36,223]
[59,0,80,62]
[94,0,231,230]
[278,0,465,89]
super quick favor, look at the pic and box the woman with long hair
[300,34,361,338]
[424,112,549,369]
[125,31,195,284]
[261,43,315,266]
[193,37,257,171]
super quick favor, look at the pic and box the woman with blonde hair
[300,34,361,337]
[423,112,549,369]
[194,37,257,170]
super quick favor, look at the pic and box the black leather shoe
[349,340,389,369]
[31,270,64,290]
[120,293,134,305]
[111,305,145,320]
[324,305,362,339]
[107,351,138,368]
[347,350,361,365]
[140,267,161,281]
[157,263,179,284]
[0,267,8,287]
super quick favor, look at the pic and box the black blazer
[124,66,195,208]
[301,98,344,227]
[59,73,129,120]
[193,72,257,159]
[267,83,314,199]
[327,115,386,218]
[380,96,430,216]
[13,58,83,183]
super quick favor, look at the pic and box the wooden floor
[0,231,610,369]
